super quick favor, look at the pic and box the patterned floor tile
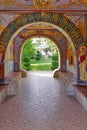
[0,71,87,130]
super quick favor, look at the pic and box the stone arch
[18,34,63,71]
[0,13,83,52]
[0,12,84,83]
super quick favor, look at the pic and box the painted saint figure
[78,46,87,81]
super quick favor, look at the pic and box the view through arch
[21,37,60,71]
[0,12,84,84]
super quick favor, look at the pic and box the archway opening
[21,37,60,72]
[4,20,76,78]
[0,12,84,84]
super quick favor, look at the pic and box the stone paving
[0,71,87,130]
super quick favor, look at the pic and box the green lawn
[30,57,52,70]
[30,64,52,70]
[30,57,52,64]
[22,57,58,71]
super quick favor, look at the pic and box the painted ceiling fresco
[0,14,84,33]
[0,0,86,34]
[0,0,87,11]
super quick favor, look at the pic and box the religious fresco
[78,45,87,84]
[0,14,84,30]
[0,13,83,48]
[5,42,14,76]
[0,24,4,34]
[0,0,87,11]
[66,41,77,77]
[0,15,16,28]
[0,12,84,84]
[75,16,85,40]
[57,36,66,71]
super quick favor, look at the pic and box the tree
[35,50,42,60]
[45,38,57,53]
[22,57,31,70]
[22,39,36,59]
[21,39,36,70]
[51,51,59,70]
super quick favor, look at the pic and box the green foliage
[31,64,51,71]
[51,51,58,70]
[35,50,42,60]
[21,39,36,70]
[22,39,36,59]
[30,57,52,71]
[21,38,59,71]
[23,62,31,71]
[23,57,30,62]
[22,57,31,70]
[45,38,57,53]
[30,57,52,64]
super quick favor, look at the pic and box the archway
[0,13,83,48]
[0,12,84,84]
[19,36,61,72]
[4,23,66,78]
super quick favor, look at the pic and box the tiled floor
[0,71,87,130]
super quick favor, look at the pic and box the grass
[30,64,52,70]
[30,57,52,70]
[22,57,58,71]
[30,57,52,64]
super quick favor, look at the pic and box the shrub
[22,57,31,70]
[51,51,58,70]
[35,50,42,60]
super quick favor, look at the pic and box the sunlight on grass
[30,64,52,71]
[30,57,52,64]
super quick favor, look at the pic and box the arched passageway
[0,12,84,84]
[5,24,65,77]
[20,37,60,72]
